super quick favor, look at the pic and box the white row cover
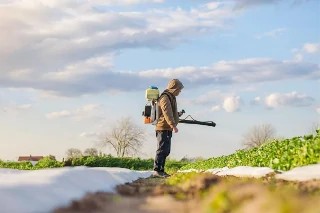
[1,164,319,213]
[180,163,320,181]
[0,167,152,213]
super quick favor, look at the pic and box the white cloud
[140,58,319,87]
[211,105,221,112]
[17,104,32,110]
[46,104,102,120]
[193,90,224,105]
[0,0,237,96]
[303,43,320,54]
[251,96,261,105]
[46,110,71,119]
[0,2,234,64]
[80,132,101,138]
[293,42,320,61]
[265,92,314,108]
[233,0,312,9]
[188,90,243,113]
[233,0,281,9]
[255,28,287,39]
[293,53,304,62]
[89,0,164,5]
[0,1,318,97]
[2,104,32,113]
[223,96,241,112]
[205,2,222,10]
[1,55,319,97]
[316,106,320,114]
[44,55,114,81]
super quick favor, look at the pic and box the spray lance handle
[178,109,185,117]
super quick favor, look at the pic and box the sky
[1,164,319,212]
[0,0,319,161]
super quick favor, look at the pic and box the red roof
[18,156,44,161]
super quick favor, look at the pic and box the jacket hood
[166,79,184,94]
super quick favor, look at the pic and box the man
[153,79,184,177]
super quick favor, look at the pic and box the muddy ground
[54,173,320,213]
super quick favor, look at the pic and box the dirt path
[54,177,193,213]
[54,174,320,213]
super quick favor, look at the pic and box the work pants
[153,130,172,172]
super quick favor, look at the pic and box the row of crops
[0,156,63,170]
[1,130,319,171]
[0,155,188,172]
[181,130,320,171]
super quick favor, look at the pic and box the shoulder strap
[159,91,173,104]
[159,91,175,111]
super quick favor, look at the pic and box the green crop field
[181,130,320,171]
[1,130,319,172]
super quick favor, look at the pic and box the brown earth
[54,173,320,213]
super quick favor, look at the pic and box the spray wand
[178,110,216,127]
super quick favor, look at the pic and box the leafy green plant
[0,155,187,171]
[34,156,64,169]
[166,172,199,186]
[181,130,320,171]
[0,161,33,170]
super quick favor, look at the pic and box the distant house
[18,155,44,166]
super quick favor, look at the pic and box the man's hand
[173,126,179,133]
[178,109,185,117]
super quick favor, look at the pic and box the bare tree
[47,155,56,160]
[242,124,276,148]
[100,117,145,157]
[310,122,320,134]
[84,148,98,156]
[65,148,82,159]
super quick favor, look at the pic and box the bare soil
[54,174,320,213]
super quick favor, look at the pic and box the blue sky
[0,0,319,161]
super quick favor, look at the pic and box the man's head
[167,79,184,96]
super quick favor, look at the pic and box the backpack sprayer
[142,86,159,125]
[142,86,216,127]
